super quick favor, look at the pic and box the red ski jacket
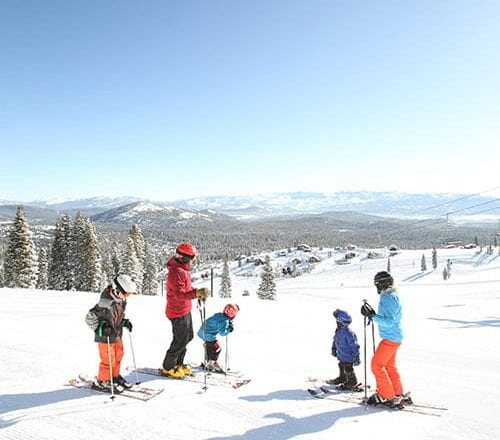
[165,256,197,319]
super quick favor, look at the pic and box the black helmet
[373,271,393,292]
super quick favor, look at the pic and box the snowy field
[1,247,499,440]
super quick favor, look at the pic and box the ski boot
[92,380,124,394]
[114,375,133,389]
[177,364,193,376]
[202,360,225,373]
[326,376,345,385]
[161,366,185,379]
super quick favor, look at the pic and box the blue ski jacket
[332,326,360,363]
[197,312,232,342]
[372,287,403,343]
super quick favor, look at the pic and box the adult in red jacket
[162,243,210,379]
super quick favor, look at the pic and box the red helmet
[223,303,239,319]
[176,242,198,258]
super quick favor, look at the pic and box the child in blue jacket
[197,304,239,372]
[328,309,361,390]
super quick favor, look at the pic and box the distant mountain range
[1,191,499,224]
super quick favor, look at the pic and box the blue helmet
[333,309,352,326]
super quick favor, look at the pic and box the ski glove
[121,318,133,332]
[361,303,376,318]
[331,348,337,358]
[228,320,234,333]
[196,287,210,300]
[353,356,361,366]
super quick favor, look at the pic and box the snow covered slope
[1,247,499,440]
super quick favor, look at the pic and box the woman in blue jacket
[361,271,405,407]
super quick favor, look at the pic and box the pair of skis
[68,374,163,401]
[131,366,251,389]
[306,383,447,417]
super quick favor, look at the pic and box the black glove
[361,303,376,318]
[121,318,133,332]
[331,348,337,358]
[228,320,234,333]
[353,356,361,366]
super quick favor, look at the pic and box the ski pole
[224,334,229,372]
[198,299,208,391]
[363,315,367,410]
[128,330,141,385]
[371,321,376,354]
[107,336,115,401]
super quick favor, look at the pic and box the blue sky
[1,0,499,202]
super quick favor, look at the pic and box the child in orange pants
[85,274,136,393]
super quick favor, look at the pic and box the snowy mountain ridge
[2,190,499,221]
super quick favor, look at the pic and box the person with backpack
[327,309,361,390]
[85,274,136,394]
[361,271,405,407]
[197,303,239,372]
[162,243,210,379]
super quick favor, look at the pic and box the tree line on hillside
[99,213,497,264]
[0,206,158,294]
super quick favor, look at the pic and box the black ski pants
[163,313,193,370]
[204,340,221,361]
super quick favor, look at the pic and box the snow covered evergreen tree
[72,212,87,291]
[257,255,276,300]
[128,225,145,292]
[80,219,102,292]
[48,214,74,290]
[37,247,49,290]
[122,237,141,293]
[3,206,38,288]
[142,242,159,295]
[110,242,122,276]
[432,247,438,270]
[421,254,427,272]
[219,257,232,298]
[0,246,5,287]
[387,257,391,273]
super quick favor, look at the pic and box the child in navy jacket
[328,309,361,390]
[197,304,239,372]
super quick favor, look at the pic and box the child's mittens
[331,348,337,358]
[228,320,234,333]
[353,356,360,366]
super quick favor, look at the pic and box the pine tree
[257,255,276,300]
[37,247,49,289]
[421,254,427,272]
[0,256,4,287]
[72,212,87,291]
[387,257,391,273]
[442,266,449,280]
[128,225,145,293]
[110,242,122,276]
[142,242,159,295]
[122,237,141,293]
[80,219,102,292]
[3,206,38,288]
[219,257,232,298]
[48,215,74,290]
[432,247,438,270]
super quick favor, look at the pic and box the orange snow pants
[371,339,403,400]
[97,338,124,381]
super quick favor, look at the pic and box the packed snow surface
[1,247,499,440]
